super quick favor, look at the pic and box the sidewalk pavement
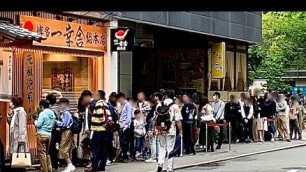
[71,139,306,172]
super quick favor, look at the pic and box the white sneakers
[61,164,76,172]
[145,158,157,163]
[106,160,113,166]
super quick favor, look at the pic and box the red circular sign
[23,21,33,31]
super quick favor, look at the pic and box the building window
[236,52,247,91]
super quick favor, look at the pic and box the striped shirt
[91,99,111,131]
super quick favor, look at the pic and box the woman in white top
[241,97,254,143]
[199,101,216,152]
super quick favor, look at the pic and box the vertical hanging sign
[211,42,226,79]
[23,51,35,122]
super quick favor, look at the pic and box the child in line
[133,110,147,160]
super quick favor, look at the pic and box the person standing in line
[106,92,120,165]
[117,92,133,163]
[56,98,75,172]
[289,97,302,140]
[297,102,305,140]
[252,89,266,143]
[181,93,196,155]
[76,90,93,167]
[46,93,61,172]
[238,93,247,109]
[85,90,111,172]
[241,97,254,143]
[155,90,183,172]
[7,96,28,172]
[224,95,241,143]
[35,99,56,172]
[132,110,147,160]
[262,93,277,142]
[135,91,151,119]
[276,94,290,142]
[211,92,225,149]
[145,94,159,163]
[200,103,216,152]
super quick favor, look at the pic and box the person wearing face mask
[276,94,290,142]
[224,95,241,143]
[211,92,225,149]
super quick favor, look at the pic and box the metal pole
[205,123,208,154]
[180,135,183,157]
[229,122,231,151]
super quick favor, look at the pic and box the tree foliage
[249,12,306,92]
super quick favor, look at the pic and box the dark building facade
[115,11,262,99]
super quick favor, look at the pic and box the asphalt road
[177,146,306,172]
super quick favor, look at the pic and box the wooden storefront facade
[0,11,109,157]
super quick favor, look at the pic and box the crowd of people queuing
[2,87,306,172]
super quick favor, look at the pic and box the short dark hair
[39,99,50,109]
[11,96,23,107]
[97,90,106,100]
[117,92,126,99]
[81,90,92,97]
[213,92,221,98]
[134,109,141,115]
[46,93,57,105]
[109,92,117,98]
[154,92,163,101]
[183,92,191,98]
[164,90,175,99]
[58,98,69,105]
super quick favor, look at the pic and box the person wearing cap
[155,90,183,172]
[276,94,290,142]
[211,92,225,149]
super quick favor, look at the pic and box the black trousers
[106,132,116,162]
[120,128,131,160]
[91,131,107,170]
[217,120,225,147]
[49,129,61,170]
[0,139,4,171]
[241,119,253,141]
[228,120,240,142]
[182,123,195,153]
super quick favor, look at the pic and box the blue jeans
[133,137,146,159]
[268,120,276,137]
[91,131,107,170]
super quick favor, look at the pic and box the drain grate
[283,167,306,170]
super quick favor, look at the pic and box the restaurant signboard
[20,15,107,52]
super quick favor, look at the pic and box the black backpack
[156,102,175,131]
[71,115,82,134]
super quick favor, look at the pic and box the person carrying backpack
[56,98,75,172]
[154,90,183,172]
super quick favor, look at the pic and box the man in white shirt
[211,92,225,149]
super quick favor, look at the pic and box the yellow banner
[211,42,225,79]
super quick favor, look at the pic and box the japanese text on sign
[20,15,107,52]
[23,52,36,120]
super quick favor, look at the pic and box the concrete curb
[173,143,306,170]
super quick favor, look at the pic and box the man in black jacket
[225,95,241,143]
[262,93,277,141]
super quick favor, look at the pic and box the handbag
[11,143,32,169]
[103,106,115,133]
